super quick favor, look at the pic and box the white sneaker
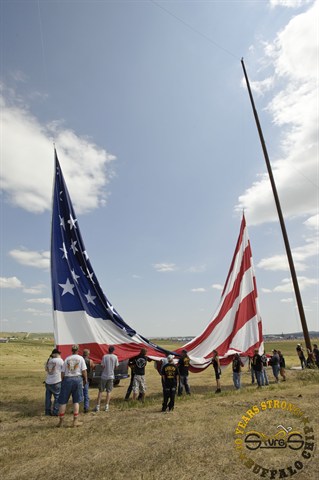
[94,405,100,412]
[105,404,109,412]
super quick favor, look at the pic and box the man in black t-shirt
[177,349,191,395]
[252,349,263,387]
[161,355,179,413]
[129,348,149,402]
[232,353,244,390]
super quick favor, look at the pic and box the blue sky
[1,0,318,337]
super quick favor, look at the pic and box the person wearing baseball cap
[161,354,179,413]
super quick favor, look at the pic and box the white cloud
[23,307,51,317]
[212,283,223,290]
[257,236,318,272]
[304,214,319,231]
[23,284,47,294]
[258,255,290,272]
[237,1,318,226]
[26,298,51,305]
[9,248,50,269]
[269,0,313,9]
[281,297,294,302]
[153,263,177,272]
[273,276,318,292]
[0,276,23,289]
[191,288,206,293]
[261,288,272,293]
[0,86,116,214]
[186,265,207,273]
[249,76,275,95]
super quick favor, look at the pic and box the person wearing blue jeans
[248,356,256,384]
[44,348,63,416]
[82,349,94,412]
[252,349,263,388]
[45,382,62,416]
[232,353,244,389]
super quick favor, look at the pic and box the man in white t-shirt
[45,348,64,416]
[94,346,119,412]
[57,345,87,427]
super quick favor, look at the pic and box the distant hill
[1,331,318,343]
[152,332,319,342]
[263,332,319,340]
[0,332,54,340]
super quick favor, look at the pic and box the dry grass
[0,338,318,480]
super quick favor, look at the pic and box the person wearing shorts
[57,344,87,428]
[94,346,119,412]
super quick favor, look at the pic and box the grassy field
[0,337,318,480]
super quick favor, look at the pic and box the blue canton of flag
[51,151,136,336]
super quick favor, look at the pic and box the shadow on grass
[0,397,45,418]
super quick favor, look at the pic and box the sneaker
[94,405,100,412]
[104,404,109,412]
[215,389,221,394]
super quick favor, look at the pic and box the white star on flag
[59,216,65,230]
[85,290,97,305]
[71,269,80,283]
[70,240,79,255]
[107,301,118,317]
[86,269,95,284]
[60,242,68,259]
[58,278,75,296]
[68,214,78,230]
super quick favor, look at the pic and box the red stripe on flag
[181,243,253,353]
[56,342,166,363]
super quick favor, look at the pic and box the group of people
[296,343,319,369]
[44,344,87,427]
[44,345,192,423]
[247,348,285,388]
[44,342,318,426]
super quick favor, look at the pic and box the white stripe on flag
[53,310,145,346]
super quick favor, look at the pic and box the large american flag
[176,214,264,370]
[51,151,263,366]
[51,151,168,362]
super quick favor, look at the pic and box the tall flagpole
[241,58,312,353]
